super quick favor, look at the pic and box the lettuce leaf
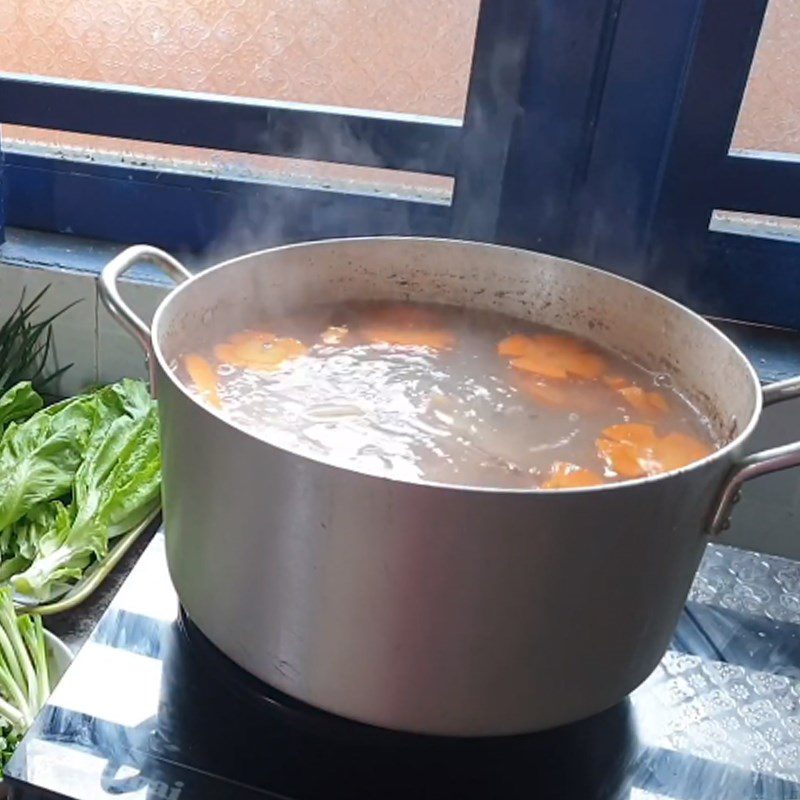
[11,502,68,563]
[10,501,86,601]
[0,396,94,532]
[102,406,161,537]
[109,378,153,420]
[0,501,68,583]
[0,383,42,432]
[0,379,160,599]
[11,403,161,600]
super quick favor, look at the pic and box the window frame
[641,0,800,329]
[0,73,462,253]
[0,0,537,255]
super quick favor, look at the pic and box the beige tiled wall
[0,261,167,395]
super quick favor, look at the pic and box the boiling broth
[177,301,718,489]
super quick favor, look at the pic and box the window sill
[0,227,176,284]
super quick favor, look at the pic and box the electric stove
[5,530,800,799]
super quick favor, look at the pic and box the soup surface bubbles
[178,301,717,489]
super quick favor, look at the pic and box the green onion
[0,285,78,399]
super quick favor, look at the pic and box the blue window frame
[0,77,463,252]
[1,0,798,328]
[0,1,536,256]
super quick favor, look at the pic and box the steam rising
[199,117,454,267]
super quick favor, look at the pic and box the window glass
[0,1,478,188]
[0,0,479,117]
[731,0,800,155]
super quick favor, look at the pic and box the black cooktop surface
[6,531,800,799]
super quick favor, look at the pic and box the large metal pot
[100,237,800,736]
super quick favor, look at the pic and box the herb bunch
[0,286,77,398]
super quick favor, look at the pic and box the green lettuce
[0,396,94,533]
[11,404,161,600]
[0,383,42,432]
[0,502,68,584]
[109,378,153,421]
[0,378,161,599]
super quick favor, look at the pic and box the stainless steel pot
[100,237,800,736]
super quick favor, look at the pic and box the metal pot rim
[150,236,763,496]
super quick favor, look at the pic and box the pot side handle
[709,375,800,535]
[99,246,193,391]
[99,245,192,353]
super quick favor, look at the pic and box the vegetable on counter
[0,588,50,775]
[0,286,77,398]
[0,383,42,430]
[0,379,162,602]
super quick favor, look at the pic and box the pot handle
[99,245,193,354]
[709,375,800,535]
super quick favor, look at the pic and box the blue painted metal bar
[0,73,461,176]
[0,126,5,246]
[691,231,800,330]
[562,0,703,279]
[490,0,800,331]
[450,0,537,241]
[3,153,451,254]
[717,152,800,219]
[494,0,626,255]
[646,0,768,295]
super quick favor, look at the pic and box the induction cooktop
[5,531,800,799]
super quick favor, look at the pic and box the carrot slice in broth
[648,392,670,413]
[543,462,605,489]
[214,343,244,366]
[275,337,309,357]
[599,425,658,476]
[234,339,287,366]
[501,333,606,380]
[216,330,309,372]
[618,386,669,416]
[602,423,658,447]
[654,433,711,472]
[598,423,711,478]
[511,355,568,379]
[603,375,628,389]
[363,327,455,350]
[566,352,606,380]
[229,330,275,347]
[498,334,535,357]
[184,354,221,408]
[596,438,647,478]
